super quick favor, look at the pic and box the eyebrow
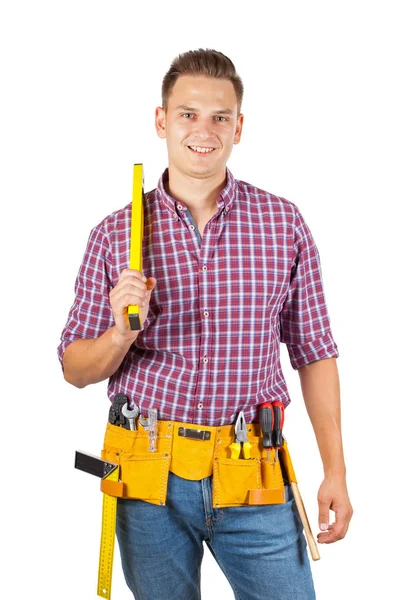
[174,104,234,115]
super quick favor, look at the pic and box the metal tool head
[139,414,149,430]
[235,410,248,443]
[121,402,140,419]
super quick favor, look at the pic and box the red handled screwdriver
[272,401,285,462]
[259,402,274,462]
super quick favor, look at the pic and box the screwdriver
[259,402,274,462]
[272,401,285,462]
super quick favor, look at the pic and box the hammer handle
[291,482,320,561]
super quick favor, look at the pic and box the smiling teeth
[189,146,214,153]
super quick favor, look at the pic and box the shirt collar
[156,167,237,218]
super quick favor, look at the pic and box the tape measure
[128,163,145,331]
[97,467,119,599]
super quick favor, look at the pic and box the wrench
[121,402,140,430]
[139,414,149,430]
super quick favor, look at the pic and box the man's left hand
[316,474,353,543]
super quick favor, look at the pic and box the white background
[1,1,399,598]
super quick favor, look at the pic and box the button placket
[195,220,217,418]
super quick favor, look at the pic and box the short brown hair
[162,48,244,114]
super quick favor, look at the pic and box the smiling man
[156,74,244,236]
[58,49,352,600]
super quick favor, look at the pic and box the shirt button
[189,225,195,230]
[177,204,183,210]
[203,357,208,364]
[203,311,209,317]
[202,265,207,271]
[198,403,203,409]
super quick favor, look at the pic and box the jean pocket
[212,457,261,507]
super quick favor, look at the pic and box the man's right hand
[109,269,157,342]
[63,269,157,388]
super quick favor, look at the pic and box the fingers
[111,280,146,308]
[318,499,330,533]
[118,269,157,292]
[317,506,353,544]
[119,268,148,286]
[146,276,157,291]
[109,269,157,339]
[110,270,157,316]
[316,477,353,544]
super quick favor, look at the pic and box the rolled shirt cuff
[285,331,339,370]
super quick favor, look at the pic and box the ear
[233,113,244,145]
[155,107,166,139]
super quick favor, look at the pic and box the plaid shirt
[58,168,339,426]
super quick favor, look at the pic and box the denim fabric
[116,471,316,600]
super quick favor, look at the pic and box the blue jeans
[116,471,316,600]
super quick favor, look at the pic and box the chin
[186,160,221,176]
[189,167,217,179]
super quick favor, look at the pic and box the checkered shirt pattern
[58,168,339,425]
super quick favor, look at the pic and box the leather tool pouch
[101,422,172,506]
[101,421,296,509]
[212,425,287,508]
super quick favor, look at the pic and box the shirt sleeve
[57,223,114,368]
[279,206,339,370]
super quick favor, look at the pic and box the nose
[192,117,214,140]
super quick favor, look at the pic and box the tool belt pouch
[212,424,291,508]
[101,421,298,510]
[101,423,172,506]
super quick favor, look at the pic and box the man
[58,49,353,599]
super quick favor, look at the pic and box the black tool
[259,401,274,461]
[108,393,131,429]
[75,451,118,478]
[272,401,285,462]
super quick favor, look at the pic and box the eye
[214,116,228,122]
[182,113,195,119]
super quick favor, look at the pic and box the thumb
[318,500,330,531]
[146,277,157,291]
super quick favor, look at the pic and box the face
[155,75,243,179]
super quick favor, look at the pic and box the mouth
[187,145,217,155]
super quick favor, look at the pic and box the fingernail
[320,523,328,531]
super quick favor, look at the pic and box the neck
[165,165,227,215]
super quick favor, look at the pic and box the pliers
[229,411,252,459]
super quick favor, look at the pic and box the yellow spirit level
[128,163,144,331]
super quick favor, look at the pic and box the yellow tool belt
[101,419,298,509]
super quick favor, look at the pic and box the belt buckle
[178,427,211,441]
